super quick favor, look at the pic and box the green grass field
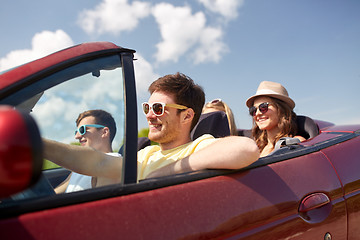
[43,160,60,170]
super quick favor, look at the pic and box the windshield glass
[32,58,125,150]
[0,54,125,204]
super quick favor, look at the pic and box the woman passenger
[246,81,306,157]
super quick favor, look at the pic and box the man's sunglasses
[75,124,105,135]
[249,102,270,116]
[142,102,188,117]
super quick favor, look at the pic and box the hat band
[255,89,287,96]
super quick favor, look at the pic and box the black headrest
[137,137,151,150]
[191,111,230,140]
[296,115,319,139]
[119,137,151,155]
[237,129,252,138]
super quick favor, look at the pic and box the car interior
[136,111,320,150]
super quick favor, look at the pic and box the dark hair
[148,72,205,130]
[252,97,298,152]
[76,109,117,143]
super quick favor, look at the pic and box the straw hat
[246,81,295,109]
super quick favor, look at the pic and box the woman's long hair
[252,97,298,152]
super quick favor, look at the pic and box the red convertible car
[0,42,359,239]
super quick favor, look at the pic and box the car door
[0,146,347,239]
[0,43,140,239]
[115,149,346,239]
[320,132,360,240]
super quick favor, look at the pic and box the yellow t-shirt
[137,134,216,180]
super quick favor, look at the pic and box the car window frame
[0,48,138,217]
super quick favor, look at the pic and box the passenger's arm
[146,136,260,178]
[54,174,71,194]
[294,135,306,142]
[43,138,123,179]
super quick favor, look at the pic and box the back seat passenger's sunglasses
[142,102,188,117]
[249,102,270,116]
[209,98,222,104]
[75,124,105,135]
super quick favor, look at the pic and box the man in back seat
[55,109,120,193]
[43,73,259,182]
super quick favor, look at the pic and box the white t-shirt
[65,152,121,193]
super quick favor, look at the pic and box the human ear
[102,127,110,138]
[182,108,194,123]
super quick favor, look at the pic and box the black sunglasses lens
[249,103,269,116]
[249,107,256,116]
[79,126,86,135]
[143,103,150,114]
[259,103,269,114]
[152,103,163,115]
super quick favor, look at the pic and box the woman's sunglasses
[75,124,105,135]
[142,102,188,117]
[249,102,270,116]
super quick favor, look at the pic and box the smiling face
[75,116,107,151]
[252,96,280,132]
[145,91,191,150]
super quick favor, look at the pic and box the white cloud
[32,95,90,143]
[0,30,74,72]
[133,53,160,95]
[76,1,235,65]
[152,3,205,63]
[198,0,244,21]
[152,3,227,64]
[78,0,151,35]
[32,70,124,144]
[32,95,82,128]
[192,26,228,64]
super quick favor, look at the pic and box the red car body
[0,42,359,239]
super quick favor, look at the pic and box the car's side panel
[0,151,345,239]
[221,151,346,239]
[321,136,360,240]
[302,133,345,146]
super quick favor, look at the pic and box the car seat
[269,115,320,155]
[237,129,252,138]
[296,115,319,139]
[191,111,231,140]
[118,137,151,155]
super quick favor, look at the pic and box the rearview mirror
[0,106,43,198]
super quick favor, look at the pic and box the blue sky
[1,0,359,139]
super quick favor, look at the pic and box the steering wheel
[1,174,55,204]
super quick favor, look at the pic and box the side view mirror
[0,106,43,198]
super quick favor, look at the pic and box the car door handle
[298,193,330,212]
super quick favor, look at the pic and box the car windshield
[30,56,125,151]
[0,54,126,203]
